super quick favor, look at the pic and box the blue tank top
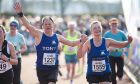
[36,33,59,70]
[87,38,111,75]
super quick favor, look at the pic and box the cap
[10,21,19,29]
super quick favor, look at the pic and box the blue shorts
[65,54,78,64]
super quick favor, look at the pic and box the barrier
[125,37,140,83]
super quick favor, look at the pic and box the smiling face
[42,17,54,34]
[109,18,119,30]
[91,21,102,36]
[10,24,17,34]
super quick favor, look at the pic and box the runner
[0,25,18,84]
[77,21,132,84]
[104,18,129,84]
[6,20,27,84]
[63,21,81,84]
[14,2,87,84]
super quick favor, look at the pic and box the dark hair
[41,16,54,23]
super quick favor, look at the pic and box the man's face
[10,24,17,33]
[42,19,54,33]
[110,20,118,29]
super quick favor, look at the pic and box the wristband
[17,12,24,17]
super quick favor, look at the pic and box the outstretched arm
[59,34,88,47]
[14,2,40,37]
[59,34,81,47]
[107,35,133,48]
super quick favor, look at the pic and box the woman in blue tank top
[77,21,133,84]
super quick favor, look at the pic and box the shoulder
[17,32,24,38]
[63,30,68,34]
[7,41,15,50]
[104,30,111,36]
[75,30,81,35]
[118,30,126,35]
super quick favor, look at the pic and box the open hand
[81,34,88,44]
[14,2,22,13]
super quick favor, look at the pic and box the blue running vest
[87,38,111,75]
[36,33,59,70]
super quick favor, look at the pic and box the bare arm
[107,35,133,48]
[1,44,18,65]
[16,44,27,55]
[77,40,90,59]
[14,2,40,37]
[59,34,81,47]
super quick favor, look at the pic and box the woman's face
[91,23,102,36]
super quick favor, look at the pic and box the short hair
[109,18,119,24]
[41,16,54,23]
[90,20,102,30]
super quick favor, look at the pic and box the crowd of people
[0,1,133,84]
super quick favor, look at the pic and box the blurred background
[0,0,140,84]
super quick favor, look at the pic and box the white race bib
[68,46,75,52]
[0,61,9,71]
[43,53,56,65]
[92,59,106,72]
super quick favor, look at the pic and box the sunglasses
[10,25,17,27]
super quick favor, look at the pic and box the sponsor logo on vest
[52,41,56,45]
[101,51,105,55]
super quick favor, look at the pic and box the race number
[0,62,7,71]
[43,53,56,65]
[68,46,75,52]
[92,59,106,72]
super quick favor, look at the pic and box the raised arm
[107,35,133,48]
[14,2,40,37]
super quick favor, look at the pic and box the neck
[44,31,53,36]
[10,32,16,36]
[94,35,102,41]
[111,28,118,34]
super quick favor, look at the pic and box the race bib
[43,53,56,65]
[92,59,106,72]
[0,62,8,71]
[68,46,75,52]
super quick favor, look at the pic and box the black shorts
[36,67,58,84]
[0,69,14,84]
[86,73,111,83]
